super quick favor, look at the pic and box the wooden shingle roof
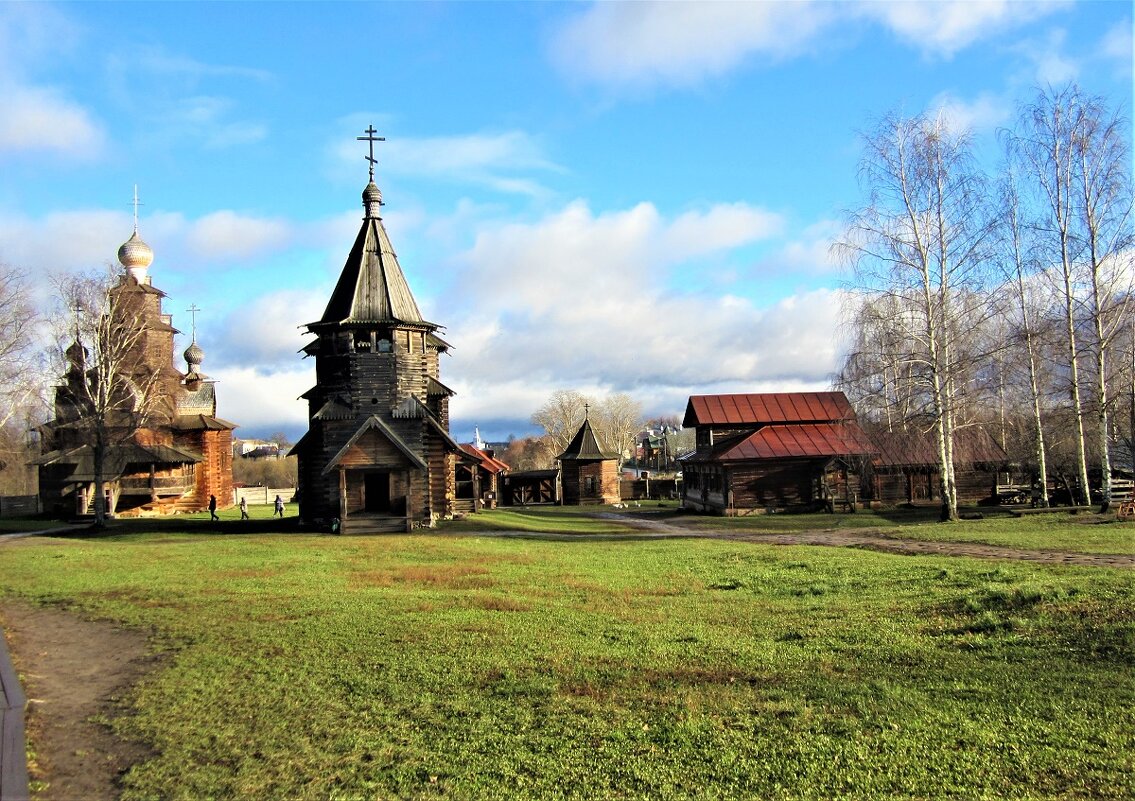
[313,185,437,330]
[683,392,854,428]
[558,418,617,461]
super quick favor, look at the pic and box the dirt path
[591,511,1135,568]
[0,603,153,801]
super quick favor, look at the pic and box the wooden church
[558,414,620,505]
[35,214,236,517]
[291,129,464,533]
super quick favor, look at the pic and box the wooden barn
[291,134,463,533]
[558,417,621,505]
[456,443,509,512]
[501,469,559,506]
[35,223,235,518]
[863,427,1009,505]
[679,392,874,515]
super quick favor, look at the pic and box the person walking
[239,496,249,520]
[209,494,219,521]
[274,494,285,518]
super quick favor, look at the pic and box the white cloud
[0,83,105,159]
[858,0,1069,58]
[209,288,327,367]
[439,201,840,432]
[1100,20,1132,78]
[551,0,1070,89]
[209,364,313,436]
[331,129,561,196]
[186,211,292,261]
[928,91,1012,134]
[551,1,835,88]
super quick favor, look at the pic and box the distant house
[456,443,509,512]
[680,392,874,515]
[558,417,620,505]
[864,427,1009,505]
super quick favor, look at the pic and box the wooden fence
[232,487,297,506]
[0,497,39,519]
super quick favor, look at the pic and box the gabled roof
[683,392,854,428]
[174,414,238,431]
[312,395,353,421]
[558,418,617,461]
[458,443,509,474]
[31,442,202,481]
[427,376,456,397]
[322,415,428,475]
[686,422,875,463]
[313,189,436,330]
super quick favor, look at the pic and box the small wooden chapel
[291,128,467,532]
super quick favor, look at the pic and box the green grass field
[1,512,1132,800]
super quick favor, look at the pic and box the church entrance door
[364,472,391,513]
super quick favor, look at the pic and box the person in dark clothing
[209,494,219,521]
[239,496,249,520]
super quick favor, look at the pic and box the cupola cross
[130,185,144,234]
[584,403,590,420]
[186,303,201,343]
[357,125,386,183]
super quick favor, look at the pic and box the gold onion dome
[118,230,154,281]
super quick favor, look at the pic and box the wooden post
[338,469,347,524]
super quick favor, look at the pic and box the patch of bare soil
[0,603,156,801]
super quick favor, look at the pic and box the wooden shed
[679,392,874,515]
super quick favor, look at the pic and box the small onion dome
[117,230,154,281]
[184,340,205,369]
[362,181,383,218]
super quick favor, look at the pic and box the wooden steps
[340,515,408,535]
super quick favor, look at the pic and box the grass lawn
[0,519,1132,800]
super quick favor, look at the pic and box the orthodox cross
[357,125,385,182]
[584,403,590,420]
[131,185,143,233]
[186,303,201,343]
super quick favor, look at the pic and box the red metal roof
[458,443,509,474]
[714,422,874,461]
[683,392,854,427]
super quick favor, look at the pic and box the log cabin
[679,392,874,515]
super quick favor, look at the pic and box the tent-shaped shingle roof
[313,183,437,330]
[558,418,617,461]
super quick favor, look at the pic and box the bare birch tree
[0,264,42,430]
[994,162,1051,505]
[531,389,592,455]
[49,267,176,524]
[591,392,643,466]
[1073,96,1133,510]
[1009,85,1133,507]
[837,111,995,521]
[1010,86,1092,503]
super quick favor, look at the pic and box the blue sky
[0,1,1130,443]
